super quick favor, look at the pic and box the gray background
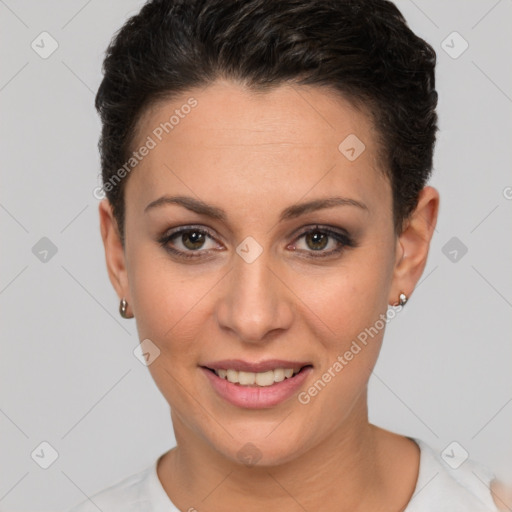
[0,1,511,510]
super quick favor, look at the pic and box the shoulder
[405,437,500,512]
[66,460,157,512]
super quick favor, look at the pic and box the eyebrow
[144,195,368,222]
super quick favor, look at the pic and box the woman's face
[108,80,407,465]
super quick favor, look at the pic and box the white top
[67,437,499,512]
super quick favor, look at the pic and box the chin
[206,423,312,469]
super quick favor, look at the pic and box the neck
[157,396,410,512]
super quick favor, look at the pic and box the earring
[398,292,408,306]
[119,298,132,318]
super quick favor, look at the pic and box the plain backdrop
[0,1,511,510]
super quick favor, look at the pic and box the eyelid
[291,223,351,239]
[159,223,354,258]
[288,224,354,256]
[160,224,349,244]
[159,225,221,249]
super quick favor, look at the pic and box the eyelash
[158,224,355,261]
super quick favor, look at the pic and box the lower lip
[201,366,312,409]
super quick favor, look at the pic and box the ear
[98,199,132,315]
[389,186,439,305]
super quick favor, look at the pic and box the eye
[158,224,355,261]
[289,225,354,258]
[159,226,221,259]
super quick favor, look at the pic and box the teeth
[255,370,275,386]
[214,368,300,387]
[274,368,285,382]
[226,369,238,383]
[238,371,255,385]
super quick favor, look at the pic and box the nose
[215,248,294,344]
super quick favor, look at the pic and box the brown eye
[304,231,329,251]
[159,226,220,259]
[181,230,207,250]
[291,225,354,258]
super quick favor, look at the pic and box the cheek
[301,276,387,380]
[298,251,394,342]
[294,266,391,430]
[127,252,210,407]
[292,243,394,396]
[127,246,205,350]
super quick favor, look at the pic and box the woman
[69,0,506,510]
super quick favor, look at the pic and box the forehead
[126,80,390,219]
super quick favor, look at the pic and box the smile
[200,360,313,408]
[213,368,300,387]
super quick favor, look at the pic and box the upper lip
[201,359,311,373]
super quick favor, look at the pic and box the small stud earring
[398,292,408,306]
[119,298,132,318]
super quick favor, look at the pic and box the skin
[99,79,439,511]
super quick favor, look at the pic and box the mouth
[200,360,313,409]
